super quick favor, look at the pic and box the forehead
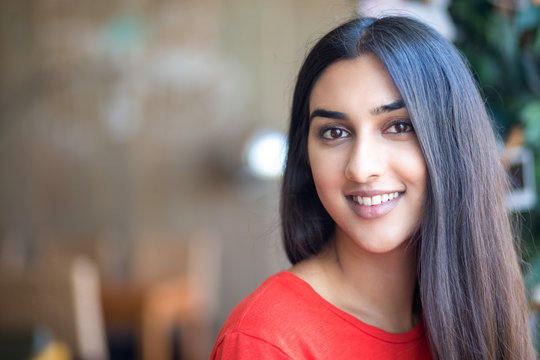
[309,55,401,113]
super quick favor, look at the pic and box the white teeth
[352,192,400,206]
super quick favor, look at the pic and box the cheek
[308,144,347,191]
[413,152,427,189]
[401,147,427,202]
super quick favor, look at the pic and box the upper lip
[347,190,403,197]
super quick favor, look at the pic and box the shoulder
[210,271,321,357]
[218,271,316,335]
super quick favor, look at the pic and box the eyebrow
[370,99,405,115]
[309,109,348,121]
[309,99,406,122]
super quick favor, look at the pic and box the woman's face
[307,55,427,254]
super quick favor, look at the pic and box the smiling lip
[346,191,403,219]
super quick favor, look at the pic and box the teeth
[352,192,400,206]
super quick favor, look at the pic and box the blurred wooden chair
[0,256,108,360]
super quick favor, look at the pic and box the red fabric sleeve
[211,331,292,360]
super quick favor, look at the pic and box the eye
[320,127,351,140]
[386,120,414,134]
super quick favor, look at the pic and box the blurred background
[0,0,538,359]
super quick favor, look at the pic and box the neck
[317,230,418,333]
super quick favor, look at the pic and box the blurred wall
[0,0,357,344]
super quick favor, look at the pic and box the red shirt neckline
[280,270,426,344]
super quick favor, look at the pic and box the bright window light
[244,131,288,179]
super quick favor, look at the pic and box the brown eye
[320,127,350,140]
[387,121,414,134]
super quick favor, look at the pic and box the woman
[211,16,535,359]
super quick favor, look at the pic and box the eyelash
[319,126,351,141]
[386,120,414,134]
[317,120,414,141]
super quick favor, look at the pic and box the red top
[211,271,432,359]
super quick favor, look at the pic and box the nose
[345,138,383,183]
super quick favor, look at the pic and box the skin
[290,54,427,334]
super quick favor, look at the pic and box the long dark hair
[280,16,535,359]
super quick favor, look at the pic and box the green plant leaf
[521,100,540,146]
[515,3,540,35]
